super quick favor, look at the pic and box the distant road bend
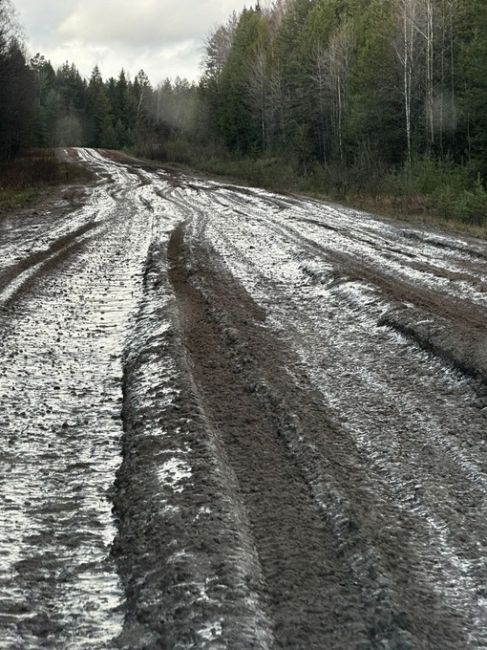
[0,148,486,649]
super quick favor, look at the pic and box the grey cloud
[59,0,226,46]
[14,0,245,81]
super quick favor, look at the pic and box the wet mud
[1,149,486,649]
[379,306,487,388]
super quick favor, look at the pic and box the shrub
[452,176,487,225]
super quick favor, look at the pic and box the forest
[1,0,487,225]
[0,0,197,157]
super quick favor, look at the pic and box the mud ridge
[379,306,487,392]
[399,230,487,262]
[114,238,274,649]
[249,211,487,331]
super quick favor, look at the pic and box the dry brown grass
[0,149,94,214]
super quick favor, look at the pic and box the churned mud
[1,149,486,649]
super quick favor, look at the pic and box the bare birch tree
[394,0,420,163]
[203,13,238,82]
[313,21,353,162]
[424,0,435,148]
[245,47,269,150]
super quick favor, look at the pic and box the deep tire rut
[167,223,369,648]
[166,222,470,649]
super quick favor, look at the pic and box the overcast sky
[14,0,247,84]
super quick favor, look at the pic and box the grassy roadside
[134,142,487,240]
[0,150,94,215]
[184,158,487,240]
[329,193,487,240]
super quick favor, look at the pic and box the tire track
[166,221,471,649]
[157,177,487,648]
[0,149,156,649]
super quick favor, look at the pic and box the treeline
[200,0,486,172]
[0,0,33,159]
[28,59,198,153]
[0,0,198,159]
[185,0,487,224]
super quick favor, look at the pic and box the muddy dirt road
[0,149,486,649]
